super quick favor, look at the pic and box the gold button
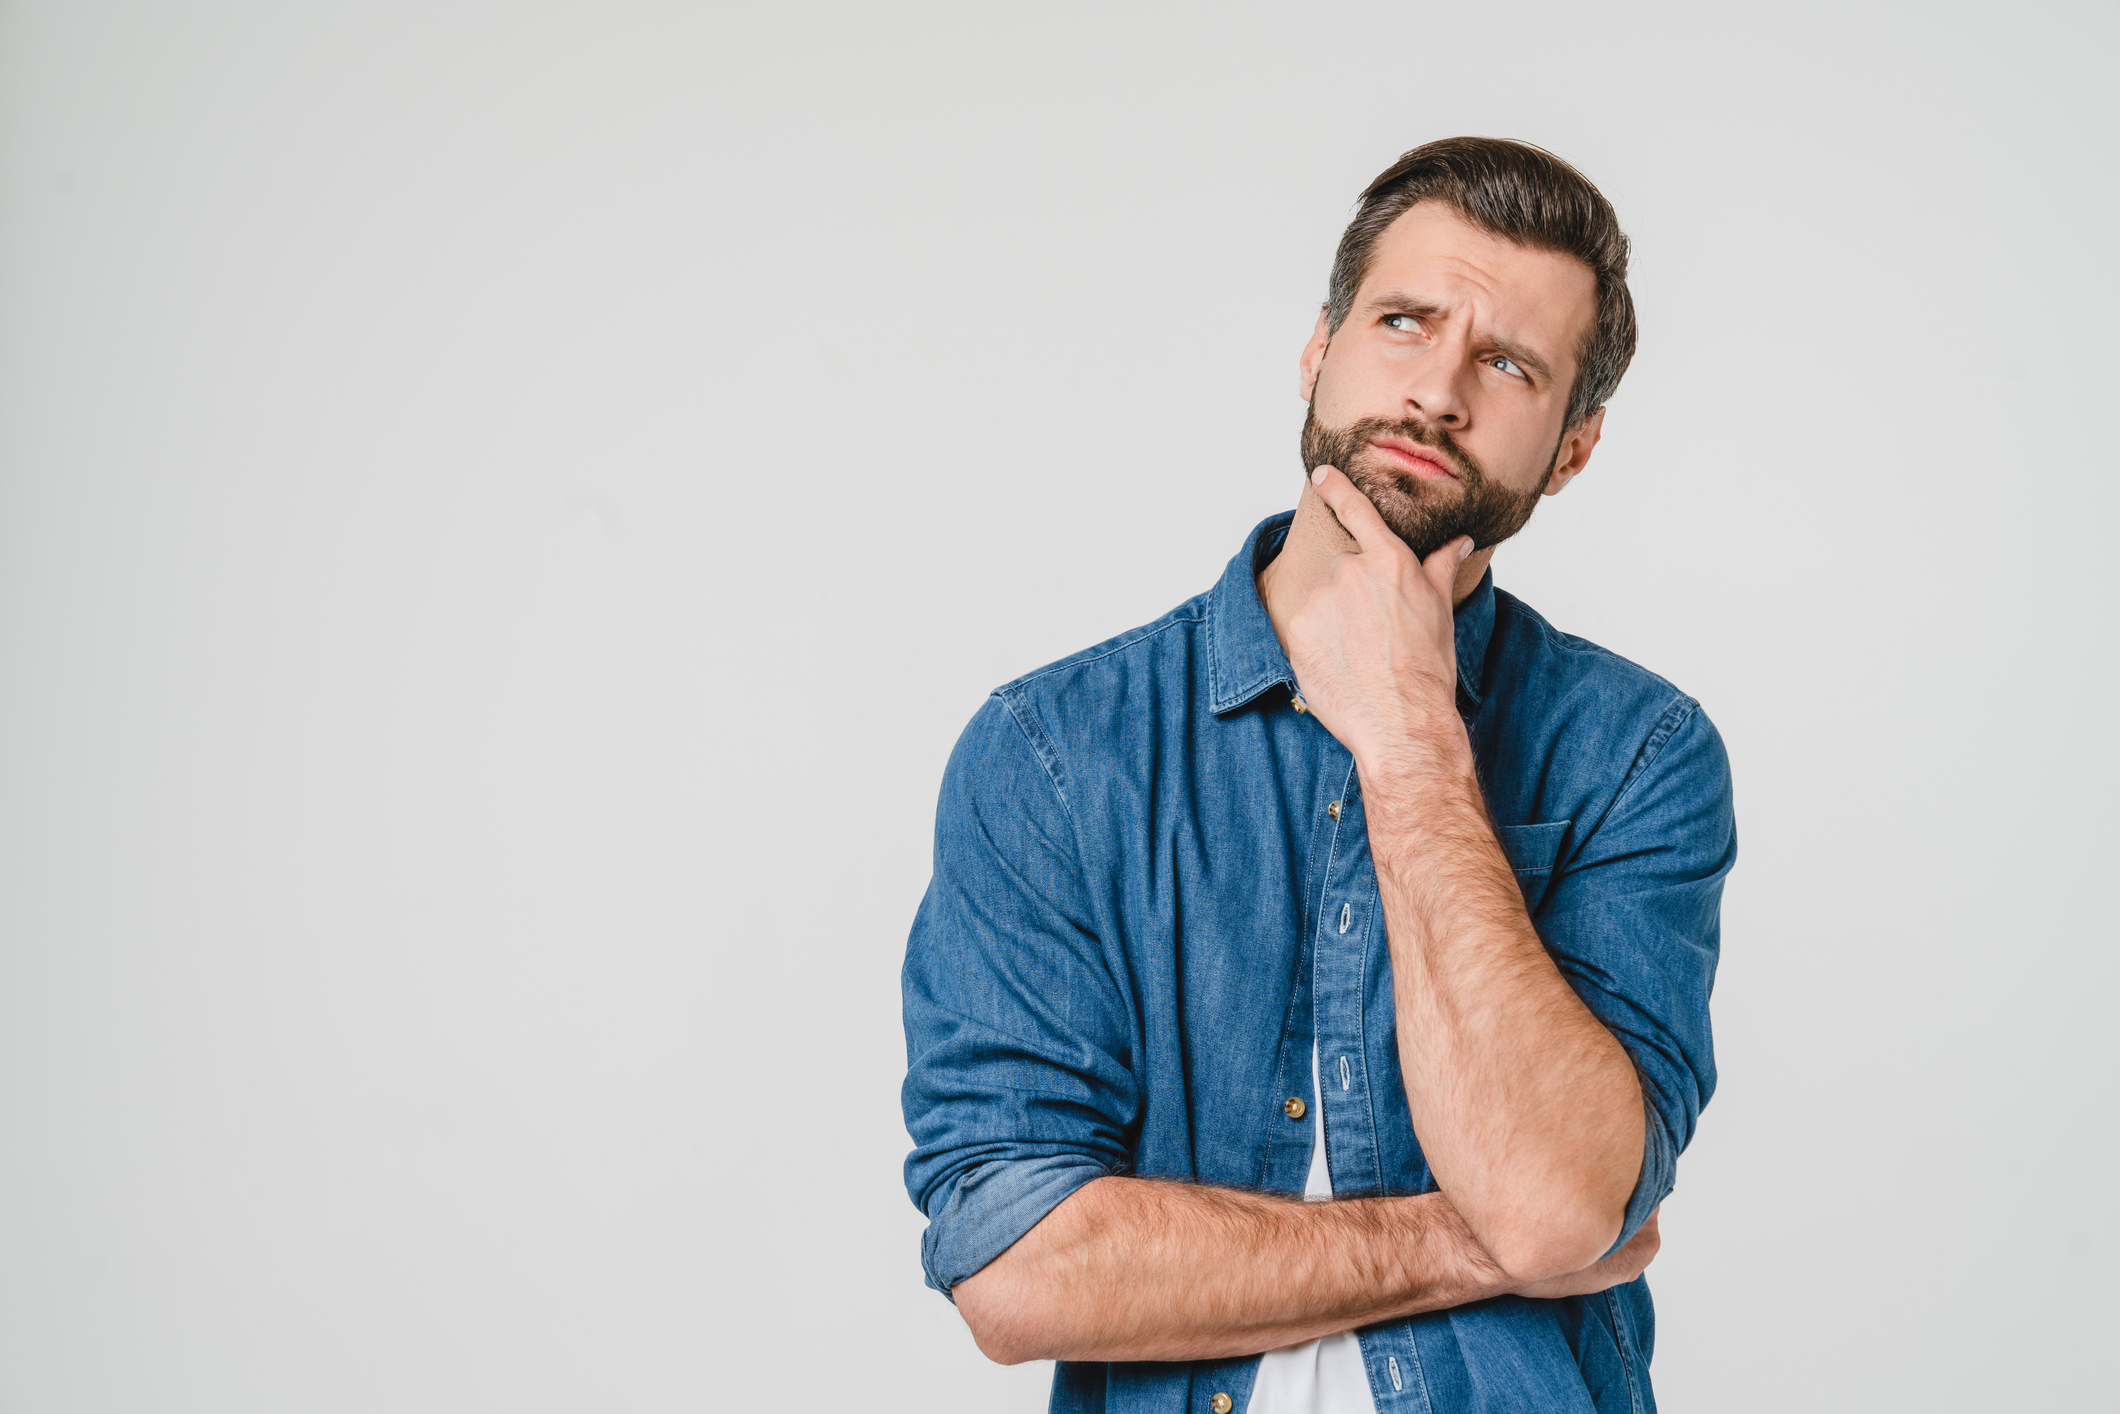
[1291,693,1308,714]
[1283,1096,1306,1120]
[1212,1396,1233,1414]
[1327,800,1341,820]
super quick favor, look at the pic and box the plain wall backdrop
[2,1,2114,1409]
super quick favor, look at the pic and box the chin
[1366,471,1462,518]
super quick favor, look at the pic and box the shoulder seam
[1604,694,1704,823]
[992,689,1083,841]
[1494,592,1686,698]
[1000,610,1205,695]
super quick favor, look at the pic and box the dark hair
[1326,137,1637,430]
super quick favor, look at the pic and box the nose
[1403,336,1473,430]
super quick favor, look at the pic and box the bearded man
[901,137,1736,1414]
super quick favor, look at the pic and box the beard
[1299,405,1546,560]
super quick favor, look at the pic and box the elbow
[1482,1127,1646,1284]
[952,1263,1051,1366]
[1482,1205,1626,1286]
[966,1324,1036,1368]
[963,1319,1036,1368]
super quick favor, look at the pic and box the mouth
[1367,436,1459,482]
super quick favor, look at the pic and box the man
[901,137,1735,1414]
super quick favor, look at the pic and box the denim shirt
[902,513,1736,1414]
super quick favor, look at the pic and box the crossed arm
[953,744,1656,1367]
[955,1177,1659,1366]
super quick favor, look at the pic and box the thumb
[1423,535,1474,601]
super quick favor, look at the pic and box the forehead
[1358,202,1598,364]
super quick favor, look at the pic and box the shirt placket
[1318,770,1435,1414]
[1312,760,1381,1198]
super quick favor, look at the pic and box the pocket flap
[1494,820,1571,913]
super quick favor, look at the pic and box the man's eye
[1384,314,1422,333]
[1492,356,1526,379]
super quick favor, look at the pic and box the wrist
[1354,733,1478,807]
[1397,1192,1512,1311]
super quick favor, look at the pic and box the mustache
[1345,415,1484,484]
[1299,403,1542,557]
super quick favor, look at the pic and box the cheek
[1469,405,1567,491]
[1311,355,1390,419]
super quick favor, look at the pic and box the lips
[1368,436,1458,481]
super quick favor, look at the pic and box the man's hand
[1279,464,1474,774]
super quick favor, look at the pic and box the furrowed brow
[1487,335,1556,386]
[1363,289,1448,319]
[1364,287,1561,387]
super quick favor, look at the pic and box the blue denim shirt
[902,513,1735,1414]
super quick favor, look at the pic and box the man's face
[1299,202,1603,558]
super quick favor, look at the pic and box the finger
[1308,464,1394,556]
[1421,535,1475,601]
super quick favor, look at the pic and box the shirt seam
[1604,694,1704,824]
[989,685,1150,1146]
[1000,611,1206,700]
[1495,592,1686,691]
[1499,585,1702,854]
[993,688,1082,828]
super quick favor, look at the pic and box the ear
[1298,307,1330,402]
[1543,405,1606,496]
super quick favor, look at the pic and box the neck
[1257,480,1496,651]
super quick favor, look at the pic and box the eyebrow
[1361,288,1560,387]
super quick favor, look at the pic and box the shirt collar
[1208,511,1499,716]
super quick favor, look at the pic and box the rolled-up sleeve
[1535,697,1736,1255]
[901,693,1138,1299]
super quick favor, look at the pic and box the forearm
[952,1174,1510,1364]
[1364,748,1644,1280]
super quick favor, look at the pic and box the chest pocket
[1495,820,1571,915]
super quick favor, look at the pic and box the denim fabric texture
[901,513,1736,1414]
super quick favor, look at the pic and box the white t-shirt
[1244,1042,1381,1414]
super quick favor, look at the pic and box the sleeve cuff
[1605,1092,1677,1259]
[919,1154,1115,1301]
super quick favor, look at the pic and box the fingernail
[1311,466,1327,485]
[1457,538,1474,563]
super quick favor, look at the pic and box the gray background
[2,1,2114,1409]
